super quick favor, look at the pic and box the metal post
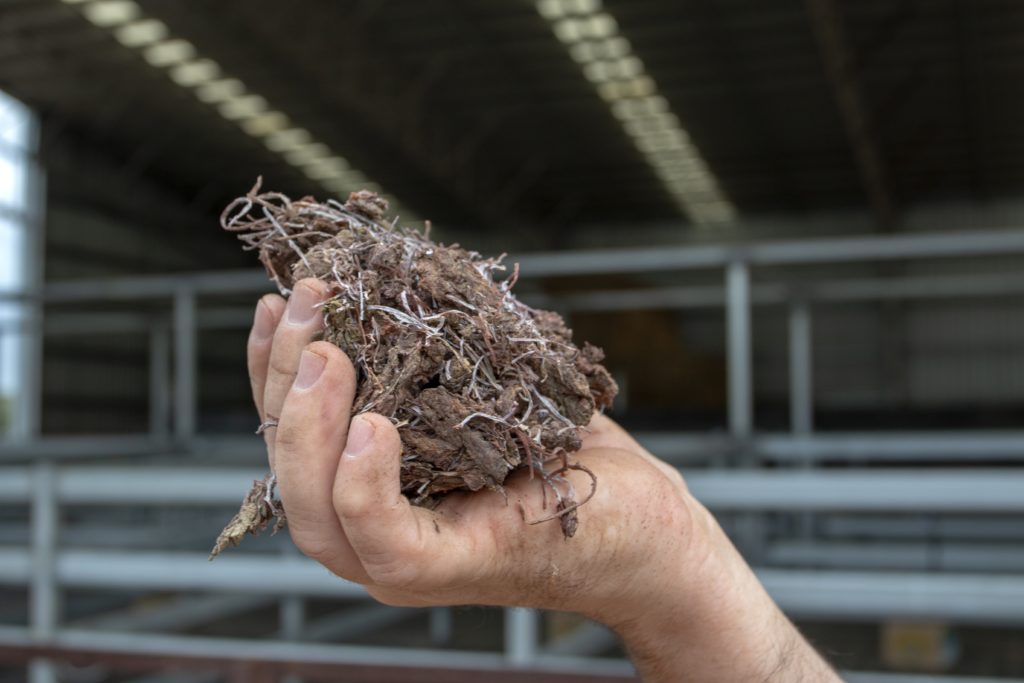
[788,301,814,437]
[280,597,305,641]
[504,607,538,667]
[13,114,45,444]
[280,596,305,683]
[788,301,816,538]
[29,461,58,683]
[726,261,762,556]
[280,542,305,683]
[0,328,5,436]
[429,607,453,646]
[148,321,171,441]
[173,287,197,443]
[726,261,753,439]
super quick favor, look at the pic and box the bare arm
[247,280,840,682]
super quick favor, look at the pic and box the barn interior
[1,0,1024,681]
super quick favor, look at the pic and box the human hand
[248,279,839,681]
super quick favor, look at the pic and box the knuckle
[665,467,687,491]
[275,423,304,452]
[290,531,335,565]
[267,352,296,380]
[363,555,420,589]
[332,489,368,521]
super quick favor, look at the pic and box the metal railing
[2,227,1024,681]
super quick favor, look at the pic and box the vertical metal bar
[29,460,58,683]
[429,607,454,646]
[280,542,305,683]
[727,262,761,556]
[726,261,753,439]
[788,301,814,437]
[0,327,5,437]
[504,607,538,667]
[280,596,305,683]
[173,287,197,443]
[13,114,45,443]
[280,597,305,641]
[149,321,171,441]
[789,301,817,539]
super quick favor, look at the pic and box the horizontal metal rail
[548,271,1024,312]
[1,549,1024,623]
[0,627,1014,683]
[3,430,1022,464]
[765,541,1024,572]
[689,469,1024,511]
[2,466,1024,510]
[0,626,635,681]
[519,228,1024,276]
[0,549,362,597]
[759,569,1024,624]
[2,270,1023,338]
[0,228,1021,306]
[846,673,1024,683]
[752,431,1024,462]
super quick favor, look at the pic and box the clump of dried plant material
[211,179,616,558]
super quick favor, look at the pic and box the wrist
[592,495,836,682]
[580,488,716,628]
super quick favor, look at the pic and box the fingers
[274,341,370,583]
[264,278,329,468]
[247,294,286,420]
[333,413,478,591]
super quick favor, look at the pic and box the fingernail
[287,283,321,325]
[294,350,326,390]
[344,416,376,457]
[252,300,275,342]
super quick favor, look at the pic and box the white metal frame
[0,227,1023,679]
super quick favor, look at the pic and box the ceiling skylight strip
[536,0,736,225]
[62,0,406,213]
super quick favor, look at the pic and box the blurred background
[1,0,1023,681]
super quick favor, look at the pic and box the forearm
[600,499,839,682]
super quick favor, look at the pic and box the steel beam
[543,622,617,658]
[686,469,1024,512]
[29,461,57,683]
[10,110,44,446]
[0,435,173,463]
[0,626,637,679]
[753,432,1024,462]
[0,549,364,597]
[428,608,453,646]
[726,261,753,439]
[805,0,894,229]
[758,569,1024,624]
[149,322,171,440]
[821,516,1024,541]
[504,608,539,667]
[3,546,1024,622]
[0,230,1016,309]
[39,270,270,303]
[788,302,813,436]
[765,541,1024,573]
[173,287,197,443]
[518,230,1024,276]
[845,673,1024,683]
[2,466,1024,509]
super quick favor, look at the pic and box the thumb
[332,413,426,587]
